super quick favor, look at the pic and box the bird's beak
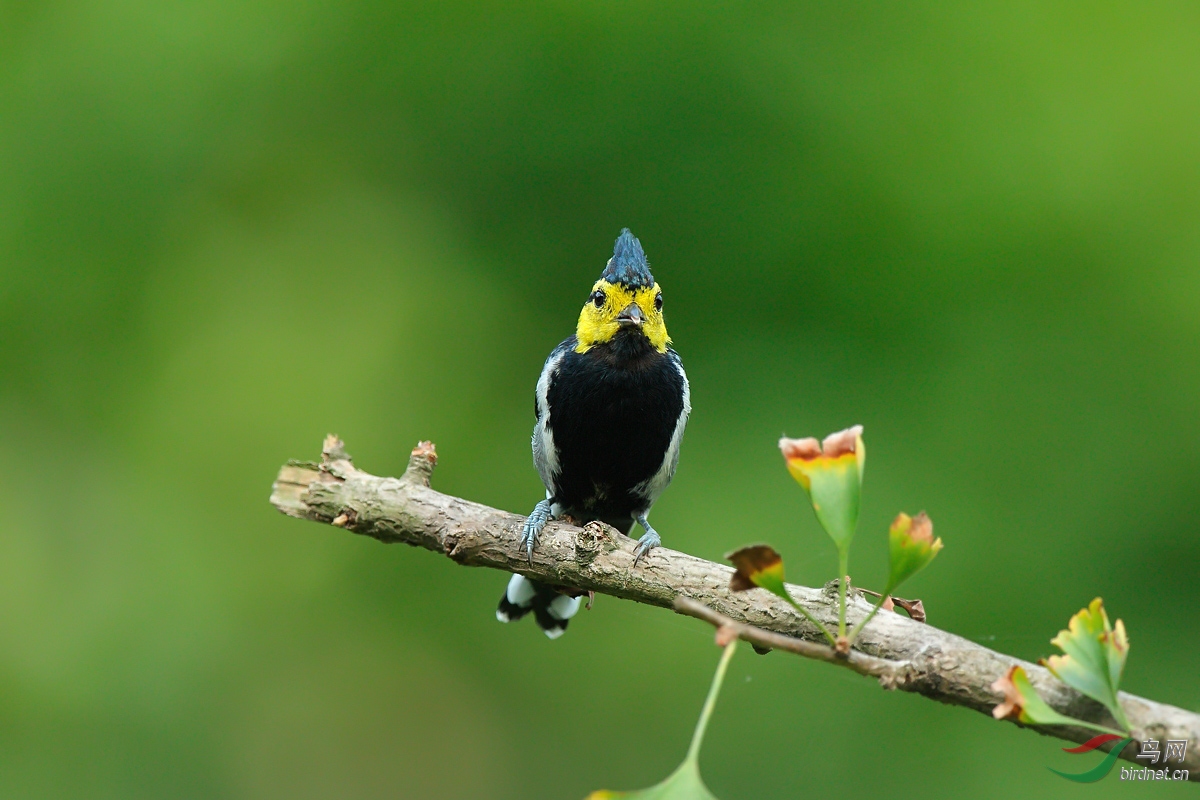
[616,302,645,328]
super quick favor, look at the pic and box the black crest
[600,228,655,288]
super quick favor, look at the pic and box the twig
[673,596,910,682]
[270,436,1200,779]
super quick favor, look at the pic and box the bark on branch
[270,436,1199,778]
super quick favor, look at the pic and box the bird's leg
[520,499,554,564]
[632,514,661,566]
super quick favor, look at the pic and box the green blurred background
[2,1,1198,797]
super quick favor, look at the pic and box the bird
[496,228,691,638]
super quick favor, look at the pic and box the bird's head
[575,229,670,354]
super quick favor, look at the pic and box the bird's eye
[591,290,606,308]
[654,292,663,311]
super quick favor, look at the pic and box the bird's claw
[632,530,661,566]
[520,524,538,564]
[521,499,553,564]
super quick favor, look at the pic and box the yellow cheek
[643,317,670,352]
[635,285,670,352]
[574,308,618,352]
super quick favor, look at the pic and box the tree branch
[271,436,1199,778]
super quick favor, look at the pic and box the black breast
[546,334,685,527]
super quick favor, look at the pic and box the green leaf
[778,426,864,551]
[885,512,942,593]
[585,761,718,800]
[992,665,1081,726]
[585,643,736,800]
[726,545,836,646]
[991,665,1126,736]
[804,462,861,551]
[1040,598,1131,731]
[726,545,789,600]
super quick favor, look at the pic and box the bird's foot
[521,499,553,563]
[632,516,661,566]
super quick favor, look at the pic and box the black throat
[591,327,659,368]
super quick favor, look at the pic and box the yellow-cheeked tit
[496,229,691,637]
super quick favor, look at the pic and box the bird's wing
[531,337,575,495]
[632,349,691,509]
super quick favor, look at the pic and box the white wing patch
[633,355,691,509]
[532,347,567,493]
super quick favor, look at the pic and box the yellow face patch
[575,279,670,354]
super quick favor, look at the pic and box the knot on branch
[320,434,357,480]
[877,663,920,691]
[575,520,620,566]
[322,434,352,464]
[404,441,437,486]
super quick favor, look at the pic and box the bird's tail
[496,574,582,639]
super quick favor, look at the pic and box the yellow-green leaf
[1040,598,1131,732]
[885,512,942,593]
[778,426,864,551]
